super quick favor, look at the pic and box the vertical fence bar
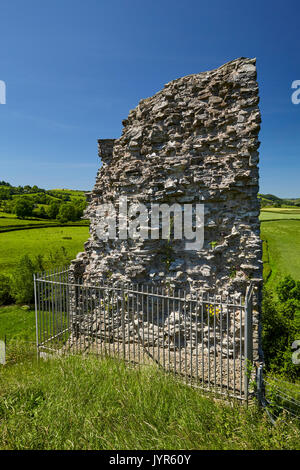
[213,293,216,388]
[66,270,71,353]
[244,284,253,403]
[141,285,145,363]
[121,285,126,360]
[98,285,102,356]
[116,284,120,359]
[190,296,193,385]
[45,271,49,350]
[157,287,160,366]
[239,295,243,399]
[226,294,229,393]
[183,290,188,383]
[157,286,162,370]
[34,274,39,360]
[37,272,41,348]
[167,289,170,374]
[174,292,176,376]
[59,272,63,347]
[126,284,130,364]
[195,292,199,383]
[201,291,204,387]
[132,283,135,363]
[151,286,155,370]
[219,295,223,395]
[207,294,211,388]
[178,290,182,378]
[233,297,236,397]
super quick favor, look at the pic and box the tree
[276,275,300,303]
[47,201,60,219]
[0,187,12,200]
[2,200,14,213]
[72,198,86,219]
[35,206,48,219]
[11,254,46,305]
[262,276,300,380]
[14,198,34,218]
[11,255,36,304]
[57,203,77,223]
[0,274,13,306]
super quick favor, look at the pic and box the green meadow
[0,305,36,342]
[0,225,89,275]
[0,212,88,233]
[260,208,300,287]
[260,210,300,222]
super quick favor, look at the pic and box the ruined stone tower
[68,57,264,368]
[72,57,262,295]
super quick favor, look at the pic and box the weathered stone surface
[70,57,263,362]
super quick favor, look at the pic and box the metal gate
[34,267,254,401]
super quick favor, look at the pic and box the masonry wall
[71,57,263,361]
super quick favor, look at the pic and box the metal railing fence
[34,267,254,401]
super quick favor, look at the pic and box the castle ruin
[70,57,263,366]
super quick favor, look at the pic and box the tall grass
[0,352,299,450]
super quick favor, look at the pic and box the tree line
[0,182,87,222]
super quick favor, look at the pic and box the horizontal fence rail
[34,267,254,401]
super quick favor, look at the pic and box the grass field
[0,354,299,450]
[260,210,300,221]
[0,305,36,342]
[0,211,89,233]
[0,212,48,227]
[0,226,89,275]
[260,219,300,287]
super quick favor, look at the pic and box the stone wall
[71,57,263,361]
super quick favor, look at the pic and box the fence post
[121,286,126,359]
[33,273,40,361]
[244,283,253,403]
[0,336,6,365]
[256,363,264,406]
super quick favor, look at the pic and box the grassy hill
[259,193,300,208]
[0,182,88,223]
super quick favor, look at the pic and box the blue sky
[0,0,299,196]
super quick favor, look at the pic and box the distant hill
[259,194,300,208]
[1,182,299,209]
